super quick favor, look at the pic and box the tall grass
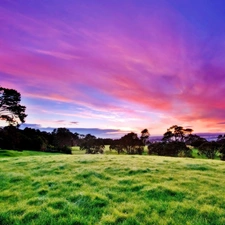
[0,154,225,224]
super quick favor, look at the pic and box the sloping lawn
[0,154,225,225]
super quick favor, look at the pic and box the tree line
[1,86,225,160]
[1,125,225,160]
[0,126,109,154]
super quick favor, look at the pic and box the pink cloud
[1,1,225,134]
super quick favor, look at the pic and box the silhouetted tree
[120,132,144,154]
[162,130,174,143]
[140,128,150,145]
[217,134,225,145]
[0,125,20,150]
[148,125,193,158]
[73,132,80,144]
[101,138,114,146]
[185,134,207,148]
[20,128,49,151]
[0,87,27,126]
[109,132,144,155]
[162,125,193,143]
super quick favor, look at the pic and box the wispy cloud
[1,0,225,134]
[217,122,225,125]
[70,121,78,125]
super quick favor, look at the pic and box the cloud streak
[1,0,225,135]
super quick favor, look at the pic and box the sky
[1,0,225,138]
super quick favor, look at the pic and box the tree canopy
[79,134,104,154]
[0,87,27,126]
[110,132,144,155]
[140,128,150,145]
[162,125,193,143]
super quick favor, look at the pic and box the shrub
[58,146,72,154]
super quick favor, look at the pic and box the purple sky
[1,0,225,137]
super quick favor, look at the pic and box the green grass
[192,148,221,160]
[0,150,61,158]
[1,154,225,225]
[72,145,118,155]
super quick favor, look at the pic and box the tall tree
[79,134,104,154]
[162,125,193,142]
[114,132,144,155]
[140,128,150,145]
[0,87,27,126]
[52,128,75,148]
[185,134,206,147]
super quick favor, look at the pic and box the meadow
[1,150,225,225]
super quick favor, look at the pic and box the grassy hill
[0,153,225,225]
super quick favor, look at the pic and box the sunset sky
[1,0,225,138]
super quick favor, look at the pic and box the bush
[198,141,219,159]
[57,146,72,154]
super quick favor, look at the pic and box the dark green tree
[219,144,225,161]
[148,125,193,158]
[79,134,104,154]
[148,142,191,157]
[109,139,125,154]
[0,125,20,150]
[0,87,27,126]
[121,132,144,154]
[217,134,225,160]
[20,128,48,151]
[198,141,219,159]
[52,128,74,154]
[110,132,144,155]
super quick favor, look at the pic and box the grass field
[0,150,61,158]
[0,152,225,225]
